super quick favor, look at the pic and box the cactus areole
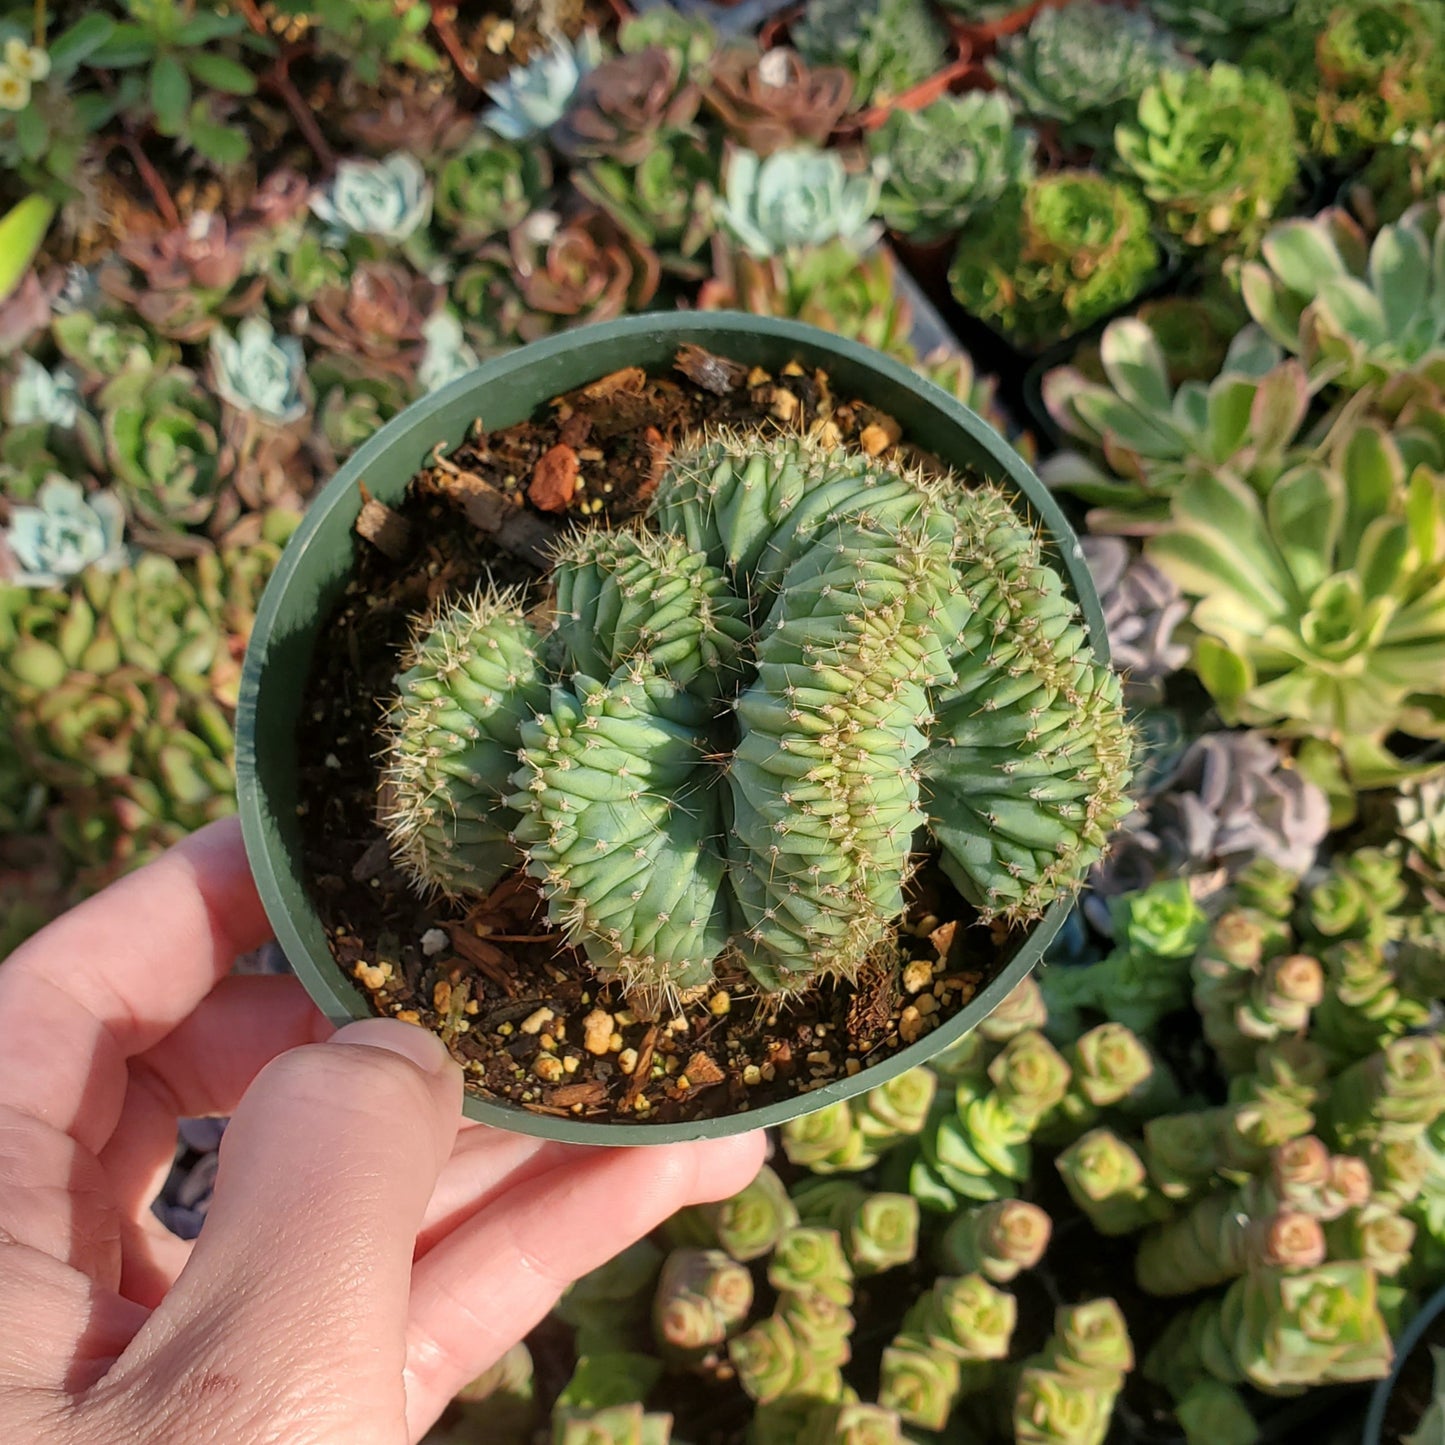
[237,315,1133,1143]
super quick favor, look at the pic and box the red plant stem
[234,0,336,170]
[120,132,180,227]
[431,5,483,89]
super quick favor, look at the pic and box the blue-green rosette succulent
[381,430,1135,1008]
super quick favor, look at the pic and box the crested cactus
[382,423,1134,1007]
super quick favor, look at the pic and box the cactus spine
[380,426,1135,1006]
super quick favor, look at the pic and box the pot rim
[1361,1282,1445,1445]
[236,311,1106,1145]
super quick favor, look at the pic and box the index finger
[0,817,272,1154]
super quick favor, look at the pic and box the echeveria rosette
[1115,63,1299,255]
[1243,0,1445,159]
[552,47,702,168]
[792,0,950,109]
[433,135,551,246]
[208,316,307,426]
[1040,317,1310,535]
[98,366,225,537]
[868,93,1036,245]
[309,152,433,244]
[5,355,81,429]
[703,45,853,159]
[938,1199,1052,1282]
[2,476,126,588]
[482,30,603,140]
[718,147,880,259]
[306,260,441,385]
[989,0,1186,153]
[1057,1128,1171,1236]
[1238,202,1445,412]
[308,356,407,473]
[618,9,718,78]
[1146,0,1294,57]
[949,171,1160,351]
[1146,423,1445,785]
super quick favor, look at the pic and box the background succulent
[1115,63,1300,255]
[3,476,126,587]
[1080,535,1191,700]
[309,151,433,243]
[868,93,1036,245]
[481,29,603,140]
[792,0,950,110]
[717,147,880,258]
[432,135,552,245]
[208,315,307,425]
[552,47,702,166]
[1145,0,1295,59]
[989,0,1185,154]
[949,170,1160,350]
[703,46,853,159]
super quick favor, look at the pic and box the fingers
[402,1132,765,1437]
[86,1020,462,1440]
[0,819,271,1156]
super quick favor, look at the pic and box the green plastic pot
[236,312,1109,1146]
[1362,1283,1445,1444]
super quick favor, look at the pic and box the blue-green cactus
[381,427,1135,1006]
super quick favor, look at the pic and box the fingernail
[331,1017,456,1076]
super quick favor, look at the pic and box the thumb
[101,1020,461,1438]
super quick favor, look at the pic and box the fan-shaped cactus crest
[381,428,1135,1009]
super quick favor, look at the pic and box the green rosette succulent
[776,1286,856,1365]
[1146,422,1445,783]
[387,430,1133,1004]
[98,365,225,536]
[782,1101,865,1171]
[652,1248,754,1357]
[949,171,1160,351]
[781,1069,937,1171]
[1115,63,1299,255]
[575,136,719,276]
[848,1193,920,1275]
[433,134,552,245]
[51,309,178,389]
[1013,1362,1116,1445]
[868,93,1036,244]
[798,1402,903,1445]
[308,354,409,474]
[938,1198,1052,1282]
[1040,318,1311,534]
[1146,0,1294,57]
[711,1165,800,1262]
[989,0,1185,153]
[877,1339,961,1430]
[768,1228,854,1304]
[1056,1128,1170,1235]
[1239,202,1445,411]
[1324,1035,1445,1148]
[792,0,950,108]
[1353,122,1445,225]
[1244,0,1445,158]
[728,1315,803,1404]
[553,1401,674,1445]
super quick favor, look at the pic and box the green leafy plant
[792,0,950,109]
[868,93,1036,244]
[1238,202,1445,414]
[949,170,1160,350]
[273,0,440,85]
[1146,421,1445,786]
[381,430,1133,1006]
[989,0,1184,153]
[1115,63,1299,255]
[87,0,267,166]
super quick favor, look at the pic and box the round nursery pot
[236,312,1109,1146]
[1362,1284,1445,1444]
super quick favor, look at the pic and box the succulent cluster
[792,0,951,109]
[949,171,1160,350]
[382,428,1134,1005]
[868,93,1037,244]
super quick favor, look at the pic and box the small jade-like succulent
[482,29,603,140]
[717,147,880,259]
[1040,318,1312,533]
[1239,202,1445,412]
[552,47,702,167]
[868,93,1036,244]
[1115,63,1300,254]
[792,0,950,109]
[433,135,552,245]
[949,170,1160,350]
[309,152,433,243]
[382,428,1133,1005]
[209,316,307,425]
[989,0,1185,153]
[1244,0,1445,158]
[3,476,126,587]
[703,46,853,158]
[1146,421,1445,778]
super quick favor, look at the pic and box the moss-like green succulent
[382,426,1133,1007]
[989,0,1185,153]
[1115,63,1299,255]
[949,171,1160,351]
[868,93,1036,244]
[433,134,552,245]
[792,0,950,109]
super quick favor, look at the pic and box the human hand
[0,819,765,1443]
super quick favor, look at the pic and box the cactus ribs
[294,346,1128,1126]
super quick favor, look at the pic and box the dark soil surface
[294,345,1032,1126]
